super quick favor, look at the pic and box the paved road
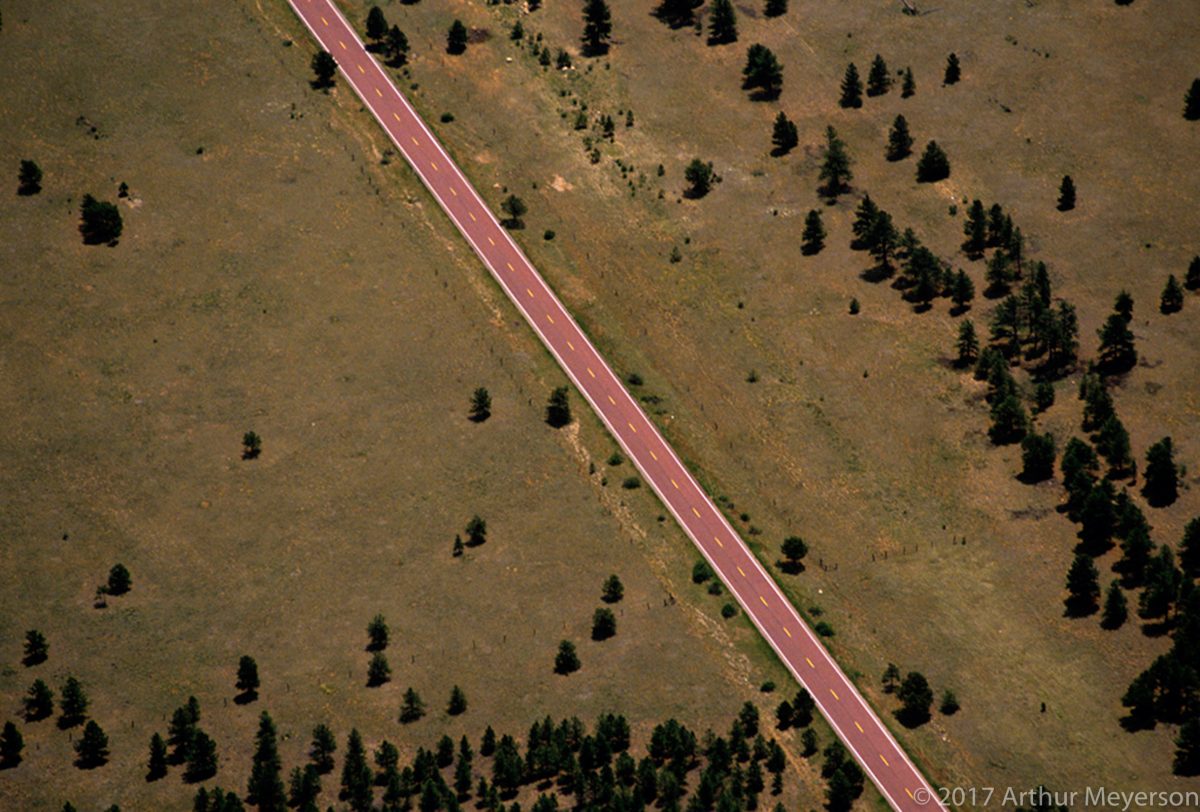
[285,2,947,809]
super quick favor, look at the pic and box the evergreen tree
[466,515,488,546]
[769,112,798,155]
[290,764,322,810]
[792,689,814,727]
[901,67,915,98]
[501,194,527,228]
[1118,527,1155,589]
[592,608,617,640]
[866,54,890,96]
[365,6,388,42]
[400,688,426,723]
[367,652,391,687]
[546,386,572,427]
[1096,415,1133,477]
[1020,433,1056,482]
[707,0,738,45]
[1175,719,1200,776]
[602,574,625,603]
[1064,553,1100,617]
[895,672,933,727]
[247,712,286,812]
[0,721,23,768]
[1034,381,1055,413]
[939,690,960,715]
[167,700,199,764]
[469,388,492,422]
[79,194,123,244]
[1101,580,1128,630]
[1057,175,1076,211]
[1138,546,1182,622]
[654,0,702,28]
[341,730,374,812]
[943,52,961,85]
[367,614,390,651]
[59,676,89,728]
[447,20,469,55]
[885,114,913,161]
[1184,78,1200,121]
[555,640,581,674]
[684,158,716,198]
[75,720,109,768]
[838,63,863,108]
[448,685,468,715]
[915,141,950,182]
[147,732,168,781]
[24,679,53,721]
[1160,274,1184,314]
[881,663,901,693]
[800,210,825,256]
[1077,482,1116,556]
[866,210,898,273]
[455,749,474,797]
[236,655,260,702]
[764,0,787,17]
[742,44,784,99]
[1114,289,1135,323]
[774,701,793,730]
[951,269,975,312]
[310,724,337,774]
[186,730,219,783]
[780,535,808,572]
[800,728,818,757]
[961,199,987,258]
[453,534,465,557]
[1180,518,1200,580]
[311,51,337,89]
[481,726,497,757]
[1186,256,1200,291]
[850,194,880,249]
[22,629,48,666]
[18,159,43,195]
[818,126,853,198]
[1143,437,1179,507]
[988,394,1027,445]
[581,0,613,56]
[386,26,410,66]
[1096,312,1137,374]
[103,563,131,595]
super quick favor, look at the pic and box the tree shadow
[233,690,258,706]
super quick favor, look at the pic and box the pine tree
[866,54,890,96]
[895,672,933,727]
[1118,527,1155,589]
[1160,274,1184,314]
[851,194,880,249]
[915,141,950,182]
[546,386,572,427]
[367,614,390,651]
[453,534,465,557]
[0,721,23,768]
[581,0,613,56]
[770,112,798,155]
[1186,256,1200,291]
[742,44,784,99]
[951,270,975,312]
[1096,415,1133,477]
[792,688,815,727]
[400,688,426,723]
[311,51,337,89]
[469,387,492,422]
[592,608,617,640]
[1020,433,1056,482]
[1138,546,1182,622]
[838,63,863,108]
[341,730,373,812]
[1101,580,1127,630]
[655,0,701,28]
[684,158,716,198]
[1096,312,1137,374]
[186,730,219,782]
[365,6,388,42]
[707,0,738,45]
[801,210,825,256]
[310,724,337,774]
[818,126,853,198]
[602,574,624,603]
[466,515,488,547]
[448,685,468,715]
[22,629,48,666]
[764,0,787,17]
[75,720,109,768]
[1143,437,1179,507]
[167,700,199,764]
[386,26,410,66]
[147,732,168,781]
[104,563,131,595]
[988,394,1027,445]
[961,199,987,258]
[480,726,496,757]
[780,536,808,572]
[1114,289,1135,323]
[943,52,961,85]
[236,655,260,702]
[59,677,88,728]
[18,159,43,195]
[1064,553,1100,617]
[555,640,581,674]
[1175,719,1200,776]
[367,652,391,687]
[24,679,53,721]
[1184,78,1200,121]
[901,67,915,98]
[1057,175,1076,211]
[774,701,793,730]
[447,20,469,55]
[1180,518,1200,580]
[885,114,913,161]
[247,712,286,812]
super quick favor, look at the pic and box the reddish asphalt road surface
[286,2,947,809]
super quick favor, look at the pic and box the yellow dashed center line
[906,789,915,800]
[692,507,701,518]
[566,341,575,351]
[805,657,815,668]
[649,450,658,461]
[468,212,477,222]
[339,40,346,49]
[430,161,439,172]
[737,566,746,577]
[854,722,864,733]
[450,187,457,196]
[546,314,555,325]
[357,65,364,74]
[880,755,890,767]
[410,136,419,146]
[375,87,382,97]
[714,536,724,548]
[783,627,791,638]
[321,16,329,25]
[506,262,515,271]
[526,288,535,298]
[671,479,679,490]
[393,112,401,122]
[759,596,768,607]
[628,422,637,433]
[607,395,616,405]
[830,689,840,701]
[587,368,596,378]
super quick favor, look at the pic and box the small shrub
[814,621,835,637]
[440,112,455,123]
[543,229,556,240]
[721,603,738,619]
[621,476,641,489]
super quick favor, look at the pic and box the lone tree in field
[242,430,262,460]
[915,141,950,182]
[18,159,42,195]
[764,0,787,16]
[365,6,388,43]
[79,194,122,245]
[386,26,410,67]
[367,613,390,650]
[866,54,890,96]
[554,640,581,674]
[23,629,48,666]
[146,732,168,781]
[0,722,23,769]
[501,194,527,228]
[447,20,469,55]
[311,50,337,89]
[818,126,853,198]
[236,655,260,703]
[955,320,979,367]
[310,724,336,774]
[247,712,285,810]
[602,574,624,603]
[707,0,738,45]
[75,720,109,769]
[106,563,131,596]
[1184,78,1200,121]
[400,688,425,723]
[59,677,88,728]
[448,685,468,715]
[885,114,913,161]
[895,672,933,727]
[367,652,391,687]
[742,44,783,100]
[1101,580,1128,630]
[1143,437,1179,507]
[943,52,961,85]
[780,536,808,573]
[1096,310,1137,374]
[542,386,574,428]
[770,112,798,156]
[592,608,617,640]
[801,210,825,256]
[838,63,863,108]
[24,679,53,721]
[901,67,915,98]
[467,387,492,423]
[1064,553,1100,617]
[1160,274,1184,314]
[684,158,716,198]
[581,0,613,56]
[1057,175,1076,211]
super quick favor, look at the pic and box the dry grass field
[0,1,834,809]
[303,0,1200,803]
